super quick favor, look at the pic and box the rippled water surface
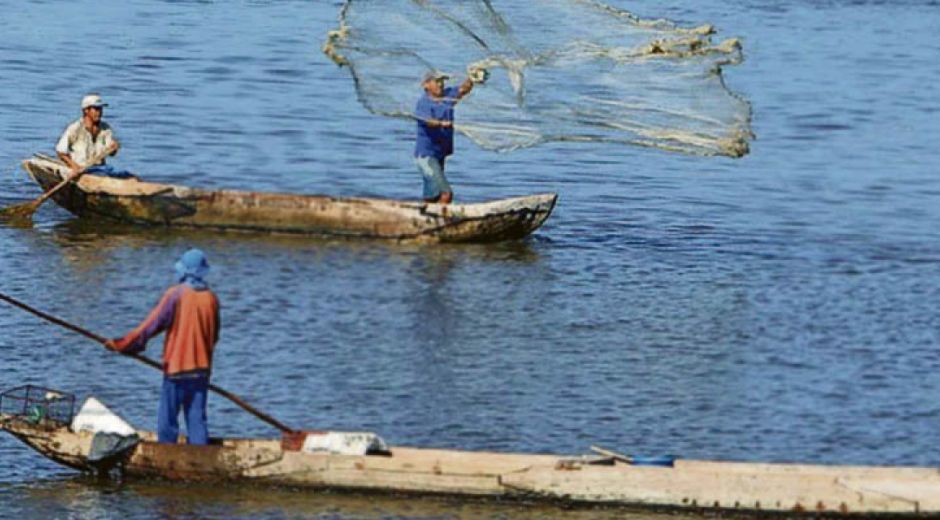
[1,1,939,518]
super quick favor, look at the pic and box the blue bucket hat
[175,248,210,288]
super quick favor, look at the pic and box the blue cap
[175,248,210,280]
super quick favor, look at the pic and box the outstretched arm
[107,288,181,354]
[415,95,453,128]
[456,76,475,100]
[456,66,489,100]
[57,152,83,175]
[416,115,454,129]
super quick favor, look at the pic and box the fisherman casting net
[324,0,753,158]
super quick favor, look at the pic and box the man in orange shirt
[107,249,221,445]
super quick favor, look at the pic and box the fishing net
[324,0,753,158]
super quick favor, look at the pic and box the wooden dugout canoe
[20,154,557,243]
[3,415,940,516]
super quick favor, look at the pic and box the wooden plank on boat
[284,463,506,495]
[247,446,560,495]
[500,460,940,514]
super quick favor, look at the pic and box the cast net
[324,0,753,158]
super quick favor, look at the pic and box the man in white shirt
[56,93,121,176]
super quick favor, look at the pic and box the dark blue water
[1,1,939,518]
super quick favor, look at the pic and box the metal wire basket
[0,385,76,428]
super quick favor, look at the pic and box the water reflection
[43,218,545,272]
[407,253,458,348]
[5,475,669,520]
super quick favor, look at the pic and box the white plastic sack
[70,397,136,436]
[302,431,388,456]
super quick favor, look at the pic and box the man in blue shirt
[414,68,486,204]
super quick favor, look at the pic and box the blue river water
[1,1,939,518]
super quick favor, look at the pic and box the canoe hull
[4,416,940,516]
[21,156,556,243]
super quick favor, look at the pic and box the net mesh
[324,0,753,158]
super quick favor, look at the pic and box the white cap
[422,70,450,83]
[80,94,108,110]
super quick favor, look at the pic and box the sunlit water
[1,1,939,518]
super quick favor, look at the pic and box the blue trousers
[157,375,209,445]
[415,156,452,200]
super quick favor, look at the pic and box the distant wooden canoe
[3,415,940,515]
[21,154,556,243]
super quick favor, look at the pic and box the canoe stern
[0,414,97,472]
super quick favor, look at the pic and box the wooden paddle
[0,147,113,222]
[591,445,634,464]
[0,291,295,435]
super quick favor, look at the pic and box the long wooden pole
[0,292,294,434]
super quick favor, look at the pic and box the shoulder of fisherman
[107,250,221,378]
[414,86,462,120]
[56,118,116,158]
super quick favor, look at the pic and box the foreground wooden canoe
[20,154,556,243]
[3,415,940,516]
